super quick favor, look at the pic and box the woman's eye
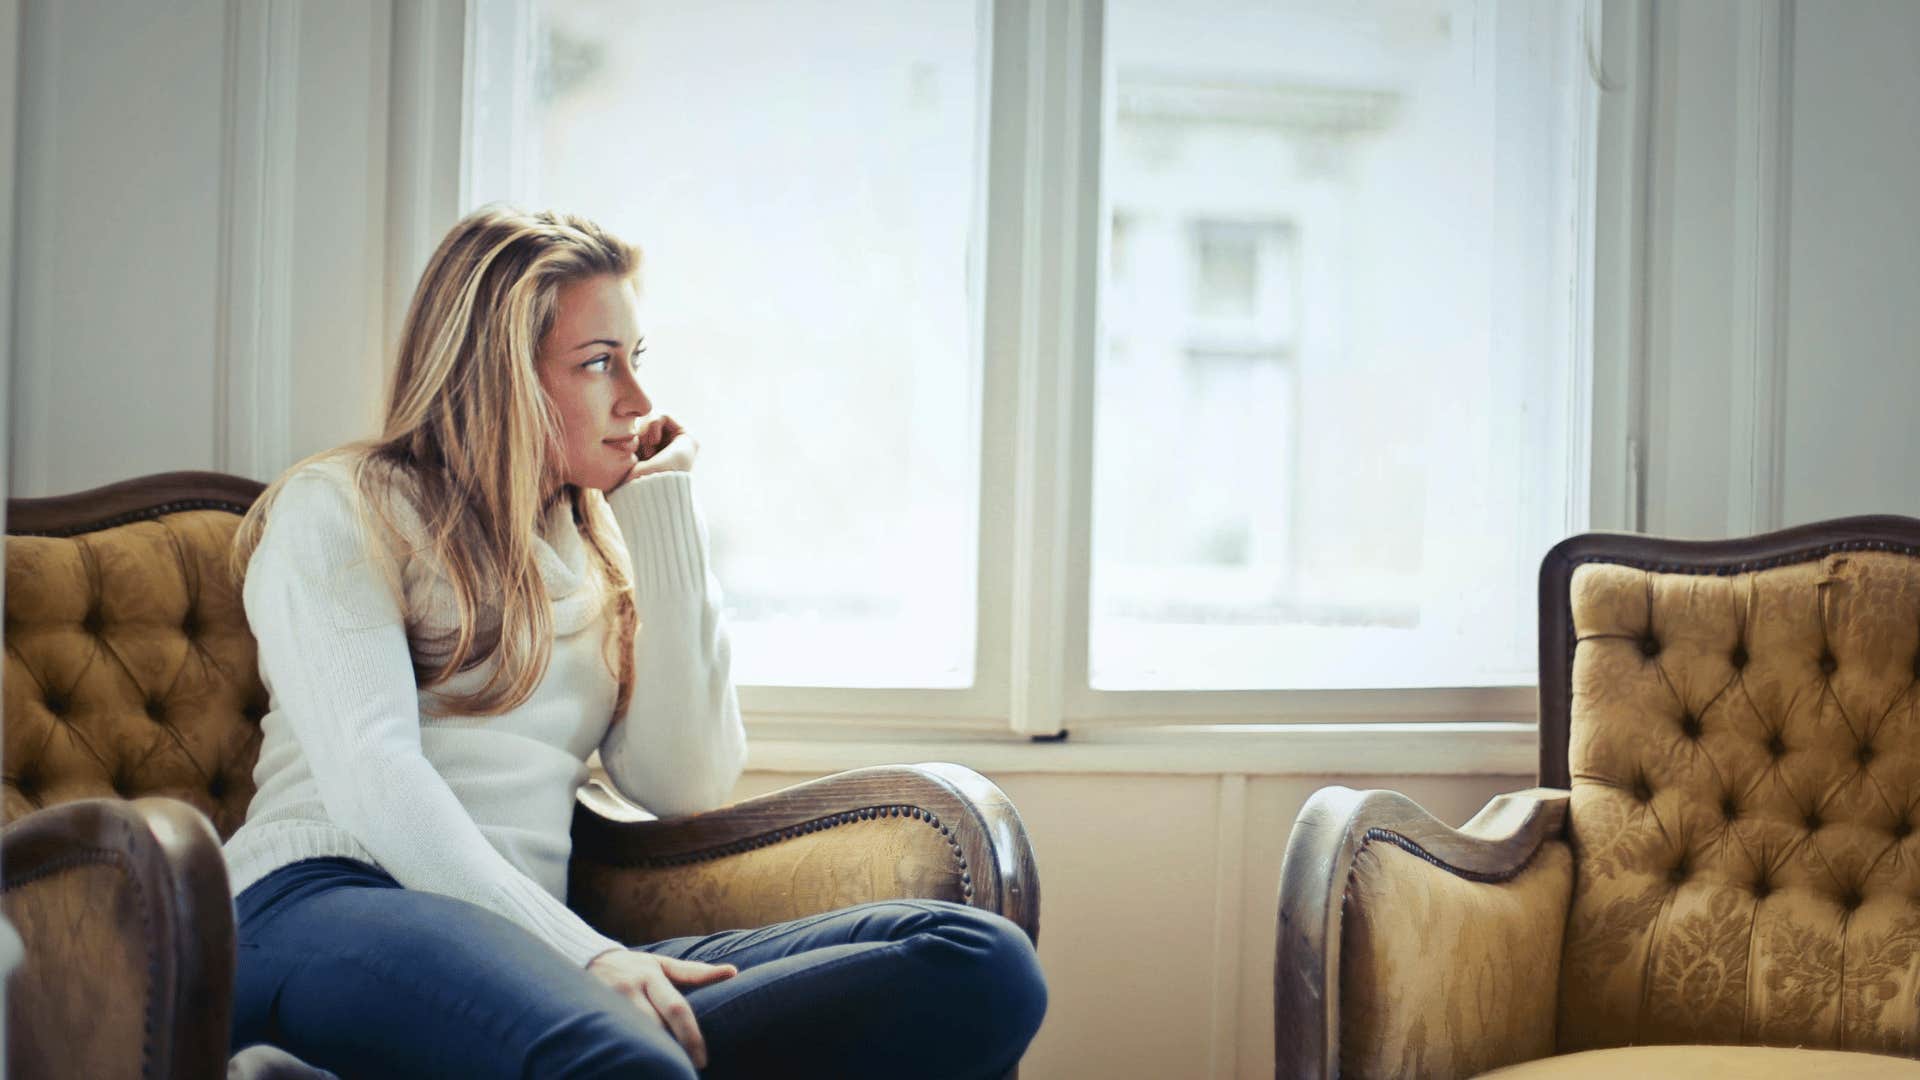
[581,348,644,373]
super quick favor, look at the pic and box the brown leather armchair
[1276,516,1920,1078]
[2,472,1040,1080]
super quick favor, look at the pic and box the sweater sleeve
[599,471,748,817]
[243,465,627,967]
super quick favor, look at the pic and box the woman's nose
[617,372,651,417]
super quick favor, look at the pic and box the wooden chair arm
[567,763,1040,946]
[1274,785,1572,1079]
[2,796,235,1080]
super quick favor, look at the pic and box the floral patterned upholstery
[1562,552,1920,1053]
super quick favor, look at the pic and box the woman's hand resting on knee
[586,949,737,1069]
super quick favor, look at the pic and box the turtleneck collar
[535,491,592,599]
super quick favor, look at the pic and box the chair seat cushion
[1477,1045,1920,1078]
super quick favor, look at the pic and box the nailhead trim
[16,499,253,539]
[606,804,975,901]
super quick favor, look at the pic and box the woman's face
[535,274,652,493]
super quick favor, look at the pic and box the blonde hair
[231,205,641,718]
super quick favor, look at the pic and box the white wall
[1634,0,1920,537]
[7,2,1920,1079]
[1778,0,1920,525]
[10,0,228,494]
[7,0,398,496]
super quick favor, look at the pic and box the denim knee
[522,1009,695,1080]
[929,905,1049,1056]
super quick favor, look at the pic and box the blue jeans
[231,857,1047,1079]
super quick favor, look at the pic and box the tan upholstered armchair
[1,472,1040,1080]
[1276,516,1920,1078]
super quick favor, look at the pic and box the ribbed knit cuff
[605,471,707,598]
[492,876,627,967]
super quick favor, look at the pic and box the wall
[6,2,1920,1079]
[1635,0,1920,537]
[1777,1,1920,525]
[7,0,398,496]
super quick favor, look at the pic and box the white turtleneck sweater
[221,455,746,967]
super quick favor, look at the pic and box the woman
[222,206,1047,1079]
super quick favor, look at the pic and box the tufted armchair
[1276,516,1920,1078]
[1,472,1040,1080]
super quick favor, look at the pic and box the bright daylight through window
[534,0,988,690]
[1091,1,1586,690]
[531,0,1588,698]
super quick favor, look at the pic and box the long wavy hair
[231,205,641,718]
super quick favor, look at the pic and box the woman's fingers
[641,974,709,1069]
[636,413,681,460]
[659,955,738,988]
[631,434,698,477]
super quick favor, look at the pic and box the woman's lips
[603,435,640,454]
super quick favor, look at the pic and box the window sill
[735,719,1539,778]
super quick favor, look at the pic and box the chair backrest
[1540,515,1920,1055]
[4,473,267,841]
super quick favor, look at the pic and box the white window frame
[446,0,1609,743]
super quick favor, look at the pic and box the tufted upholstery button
[43,693,67,716]
[144,698,166,722]
[1766,732,1787,758]
[1753,877,1773,899]
[1679,712,1702,739]
[1731,643,1750,669]
[1720,794,1739,821]
[207,774,228,800]
[80,608,104,636]
[1668,858,1691,885]
[1898,820,1915,840]
[1631,777,1653,803]
[1639,634,1661,658]
[1858,743,1876,766]
[1842,889,1864,911]
[1819,651,1838,675]
[1805,811,1823,832]
[181,612,200,637]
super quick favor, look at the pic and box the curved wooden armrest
[1274,785,1570,1079]
[568,763,1040,946]
[2,796,235,1080]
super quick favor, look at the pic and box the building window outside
[1090,0,1583,690]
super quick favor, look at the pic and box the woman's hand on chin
[609,413,698,493]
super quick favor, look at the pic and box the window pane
[533,0,986,688]
[1092,0,1582,690]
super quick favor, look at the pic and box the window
[483,0,1594,728]
[532,0,989,690]
[1090,0,1590,691]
